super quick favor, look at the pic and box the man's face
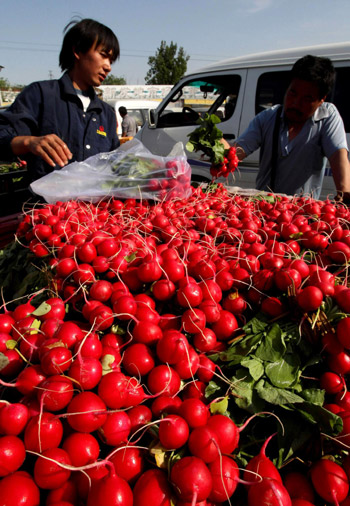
[73,42,114,89]
[283,78,325,124]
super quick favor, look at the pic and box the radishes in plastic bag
[30,139,192,203]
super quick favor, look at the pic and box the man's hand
[11,134,73,168]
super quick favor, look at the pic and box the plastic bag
[30,139,192,204]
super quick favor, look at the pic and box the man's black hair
[290,54,335,99]
[59,18,120,72]
[118,106,127,115]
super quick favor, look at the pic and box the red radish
[99,411,131,446]
[181,308,206,333]
[39,297,66,321]
[178,398,209,428]
[158,414,189,449]
[320,371,344,394]
[327,241,350,263]
[188,425,221,463]
[0,313,15,334]
[156,330,189,364]
[310,458,349,504]
[328,351,350,375]
[127,404,153,434]
[0,402,30,435]
[283,471,315,502]
[36,375,74,412]
[170,455,213,503]
[133,468,173,506]
[151,395,182,417]
[173,345,200,379]
[211,310,238,341]
[197,355,216,383]
[247,477,292,506]
[109,446,144,483]
[152,279,176,301]
[147,364,181,396]
[198,299,221,323]
[46,479,79,505]
[89,304,114,331]
[0,471,40,506]
[208,455,239,502]
[193,327,217,352]
[296,286,323,312]
[177,281,203,308]
[62,432,100,466]
[66,391,107,432]
[123,343,155,376]
[243,434,282,485]
[24,412,64,452]
[68,356,103,390]
[33,447,71,490]
[0,435,26,476]
[112,295,137,320]
[40,346,73,375]
[132,321,162,346]
[206,414,239,454]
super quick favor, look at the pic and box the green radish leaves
[186,113,226,165]
[208,312,342,466]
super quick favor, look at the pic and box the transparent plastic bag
[30,139,192,203]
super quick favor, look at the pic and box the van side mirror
[148,109,156,127]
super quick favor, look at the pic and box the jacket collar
[59,72,102,111]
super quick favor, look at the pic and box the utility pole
[0,65,4,106]
[49,70,53,80]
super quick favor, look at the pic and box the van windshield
[157,75,241,127]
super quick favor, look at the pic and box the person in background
[0,18,120,182]
[223,54,350,203]
[118,106,137,138]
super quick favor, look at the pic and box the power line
[0,41,227,62]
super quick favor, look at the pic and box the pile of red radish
[2,183,350,505]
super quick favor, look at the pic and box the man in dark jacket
[0,18,120,182]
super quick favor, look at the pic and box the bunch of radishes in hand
[2,185,350,505]
[210,146,239,180]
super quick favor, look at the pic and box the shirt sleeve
[235,106,278,156]
[320,103,348,159]
[0,83,42,160]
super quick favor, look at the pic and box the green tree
[145,41,189,85]
[102,74,126,85]
[0,77,10,90]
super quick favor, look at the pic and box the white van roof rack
[193,42,350,74]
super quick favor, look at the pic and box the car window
[156,75,241,128]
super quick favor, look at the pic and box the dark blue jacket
[0,73,119,181]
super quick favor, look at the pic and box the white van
[136,42,350,199]
[105,99,161,137]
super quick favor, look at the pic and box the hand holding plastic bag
[30,139,192,203]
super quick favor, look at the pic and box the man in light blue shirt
[231,55,350,201]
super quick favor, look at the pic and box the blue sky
[1,0,349,86]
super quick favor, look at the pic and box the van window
[330,67,350,133]
[255,71,290,114]
[156,75,241,128]
[256,68,349,133]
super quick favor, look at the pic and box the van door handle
[223,134,235,140]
